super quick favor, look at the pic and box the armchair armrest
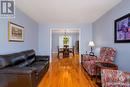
[36,55,49,61]
[81,54,97,64]
[0,67,36,74]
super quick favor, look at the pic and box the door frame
[50,28,81,62]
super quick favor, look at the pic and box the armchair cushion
[101,69,130,87]
[100,47,116,62]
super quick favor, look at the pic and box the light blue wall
[38,24,92,55]
[93,0,130,72]
[0,8,38,54]
[52,33,59,53]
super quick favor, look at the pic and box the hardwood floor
[38,54,98,87]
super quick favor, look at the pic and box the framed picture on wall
[8,22,24,42]
[114,13,130,43]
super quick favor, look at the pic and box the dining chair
[69,46,75,56]
[57,46,63,58]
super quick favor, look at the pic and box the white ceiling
[16,0,122,24]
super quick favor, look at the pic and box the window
[59,35,72,48]
[63,35,69,45]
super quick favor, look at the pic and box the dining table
[63,45,69,58]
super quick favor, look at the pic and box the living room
[0,0,130,87]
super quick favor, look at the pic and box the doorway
[50,28,80,61]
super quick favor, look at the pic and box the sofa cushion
[26,53,35,65]
[0,57,11,68]
[0,52,27,68]
[29,61,48,74]
[22,50,36,64]
[32,61,48,66]
[27,52,35,60]
[27,57,35,65]
[11,55,26,65]
[22,50,35,58]
[14,61,28,67]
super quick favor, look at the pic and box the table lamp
[88,41,95,56]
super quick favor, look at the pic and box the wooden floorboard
[38,54,98,87]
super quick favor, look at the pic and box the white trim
[49,29,52,62]
[79,29,81,63]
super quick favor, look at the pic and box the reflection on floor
[38,54,98,87]
[56,53,76,59]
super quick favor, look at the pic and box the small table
[95,62,118,85]
[63,48,69,58]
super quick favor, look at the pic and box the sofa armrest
[0,67,37,87]
[36,55,49,61]
[0,67,36,74]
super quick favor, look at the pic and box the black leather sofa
[0,49,49,87]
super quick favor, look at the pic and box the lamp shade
[88,41,95,47]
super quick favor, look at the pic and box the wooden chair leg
[57,53,59,58]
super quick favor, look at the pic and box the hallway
[38,55,98,87]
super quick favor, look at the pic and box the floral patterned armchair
[101,69,130,87]
[82,47,116,76]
